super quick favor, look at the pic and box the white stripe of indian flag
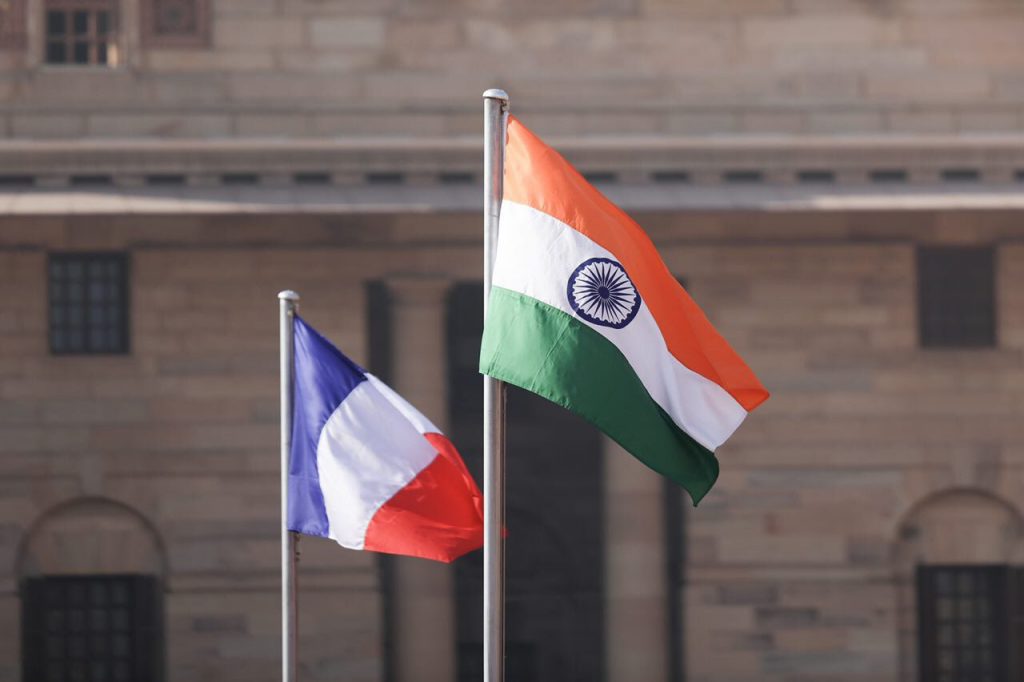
[492,200,748,452]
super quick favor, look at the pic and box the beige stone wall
[1,0,1024,138]
[0,210,1022,681]
[661,228,1024,682]
[0,239,393,682]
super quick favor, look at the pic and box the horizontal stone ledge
[2,183,1024,215]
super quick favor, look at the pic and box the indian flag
[480,117,769,504]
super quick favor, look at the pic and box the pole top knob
[278,290,300,302]
[482,88,510,106]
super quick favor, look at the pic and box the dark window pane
[72,11,88,35]
[48,253,129,355]
[111,634,129,657]
[918,246,996,348]
[96,42,108,64]
[46,11,66,36]
[47,610,64,633]
[72,42,88,64]
[918,566,1008,682]
[89,609,108,631]
[97,11,110,35]
[23,576,162,682]
[111,609,128,630]
[68,610,85,632]
[46,41,67,63]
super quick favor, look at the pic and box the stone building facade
[0,1,1023,682]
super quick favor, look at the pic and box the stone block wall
[653,216,1024,682]
[0,0,1023,137]
[1,209,1023,681]
[0,234,390,682]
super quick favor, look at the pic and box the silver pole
[279,290,300,682]
[482,88,509,682]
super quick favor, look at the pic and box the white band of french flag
[288,316,483,563]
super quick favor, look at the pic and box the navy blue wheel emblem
[567,257,642,329]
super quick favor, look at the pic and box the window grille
[44,0,117,66]
[48,252,129,355]
[918,246,996,348]
[21,575,163,682]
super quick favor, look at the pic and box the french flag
[288,316,484,563]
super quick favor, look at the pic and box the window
[918,246,996,348]
[44,0,117,66]
[21,574,163,682]
[48,253,129,355]
[917,566,1013,682]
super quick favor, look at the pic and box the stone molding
[139,0,209,48]
[0,134,1022,187]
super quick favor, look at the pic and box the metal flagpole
[279,290,300,682]
[482,88,509,682]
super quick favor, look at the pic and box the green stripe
[480,286,719,505]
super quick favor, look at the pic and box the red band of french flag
[288,316,483,563]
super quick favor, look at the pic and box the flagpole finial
[482,88,510,110]
[278,290,300,302]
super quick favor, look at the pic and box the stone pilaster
[604,438,669,682]
[386,276,456,682]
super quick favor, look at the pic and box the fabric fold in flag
[480,116,769,505]
[289,316,483,563]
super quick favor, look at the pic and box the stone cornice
[0,134,1023,180]
[0,134,1022,213]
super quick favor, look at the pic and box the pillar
[386,275,456,682]
[604,438,669,682]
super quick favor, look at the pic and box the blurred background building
[0,0,1023,681]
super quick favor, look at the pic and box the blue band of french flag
[288,316,483,563]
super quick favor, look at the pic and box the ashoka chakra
[566,258,642,329]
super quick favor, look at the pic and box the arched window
[895,489,1024,682]
[18,497,167,682]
